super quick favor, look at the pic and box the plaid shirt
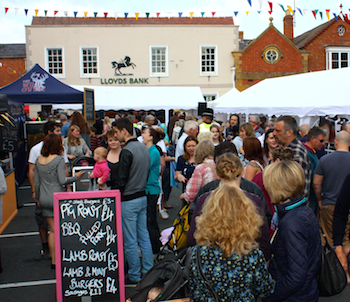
[183,159,217,202]
[289,139,312,199]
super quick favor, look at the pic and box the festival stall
[0,64,84,232]
[52,85,204,122]
[211,67,350,124]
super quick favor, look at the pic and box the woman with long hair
[63,125,92,161]
[98,116,112,138]
[35,134,84,269]
[263,128,278,165]
[180,140,216,203]
[142,127,162,253]
[233,122,255,165]
[70,111,91,147]
[175,135,198,192]
[263,161,321,301]
[189,153,274,301]
[210,123,224,146]
[243,137,265,181]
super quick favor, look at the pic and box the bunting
[93,12,97,18]
[0,62,22,77]
[297,8,303,16]
[257,11,261,14]
[201,12,205,17]
[103,12,108,18]
[246,11,249,16]
[258,0,263,10]
[74,11,78,18]
[333,13,338,21]
[287,6,294,14]
[4,7,8,14]
[268,1,273,12]
[135,13,139,20]
[44,10,47,17]
[326,9,330,20]
[124,12,128,19]
[35,9,39,16]
[247,0,252,7]
[84,12,88,18]
[146,12,150,19]
[190,12,194,19]
[312,10,318,19]
[212,12,216,17]
[24,9,28,16]
[279,4,285,12]
[179,12,182,19]
[319,11,323,20]
[54,10,58,16]
[156,12,160,18]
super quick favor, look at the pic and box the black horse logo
[111,56,137,76]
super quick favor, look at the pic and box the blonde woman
[98,116,112,138]
[210,123,224,146]
[180,140,216,203]
[263,161,321,302]
[63,125,92,160]
[189,153,274,301]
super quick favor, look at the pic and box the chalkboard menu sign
[84,88,95,123]
[54,190,125,302]
[0,119,18,152]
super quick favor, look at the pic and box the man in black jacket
[114,118,153,284]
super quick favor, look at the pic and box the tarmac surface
[0,179,349,301]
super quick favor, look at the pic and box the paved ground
[0,180,349,301]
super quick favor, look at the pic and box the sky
[0,0,346,43]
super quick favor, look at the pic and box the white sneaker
[159,210,169,219]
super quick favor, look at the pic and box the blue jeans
[121,196,154,281]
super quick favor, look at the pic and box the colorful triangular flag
[190,12,194,19]
[44,10,48,17]
[333,13,338,21]
[135,13,139,20]
[297,8,303,16]
[246,11,249,16]
[287,6,294,14]
[279,4,285,12]
[258,0,263,10]
[74,11,78,18]
[93,12,97,18]
[179,12,183,19]
[257,11,261,14]
[54,11,58,16]
[268,1,273,13]
[156,12,160,18]
[35,9,39,16]
[124,13,128,19]
[4,8,8,14]
[312,10,317,19]
[201,12,205,17]
[320,11,323,20]
[104,12,108,18]
[24,9,28,16]
[247,0,252,7]
[146,12,150,19]
[234,11,239,17]
[325,9,330,20]
[84,12,88,18]
[212,12,216,17]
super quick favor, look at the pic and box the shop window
[326,47,350,70]
[200,46,218,76]
[203,93,218,102]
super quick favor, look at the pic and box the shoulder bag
[317,226,347,296]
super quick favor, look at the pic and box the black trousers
[146,194,162,254]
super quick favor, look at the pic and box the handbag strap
[195,247,220,302]
[319,224,332,250]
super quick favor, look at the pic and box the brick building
[0,44,26,87]
[232,12,308,91]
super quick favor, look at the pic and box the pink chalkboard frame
[53,190,125,302]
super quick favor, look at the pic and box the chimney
[239,31,244,41]
[283,11,294,42]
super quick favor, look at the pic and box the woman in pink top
[180,140,217,203]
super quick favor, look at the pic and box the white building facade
[26,17,239,105]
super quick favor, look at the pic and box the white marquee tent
[52,85,204,121]
[212,67,350,123]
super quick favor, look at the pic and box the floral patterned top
[189,245,275,302]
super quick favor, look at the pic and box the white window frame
[80,46,100,78]
[45,47,65,78]
[149,46,169,77]
[200,45,218,76]
[325,46,350,70]
[202,93,219,102]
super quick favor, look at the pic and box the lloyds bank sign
[101,55,148,85]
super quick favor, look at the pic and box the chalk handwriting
[106,277,118,294]
[60,203,76,219]
[108,252,118,271]
[101,204,114,222]
[77,203,102,219]
[61,222,82,237]
[65,289,88,297]
[106,225,117,246]
[63,266,84,278]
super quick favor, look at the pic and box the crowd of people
[25,107,350,301]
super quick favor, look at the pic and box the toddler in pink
[90,147,110,185]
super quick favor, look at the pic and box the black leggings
[146,194,162,254]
